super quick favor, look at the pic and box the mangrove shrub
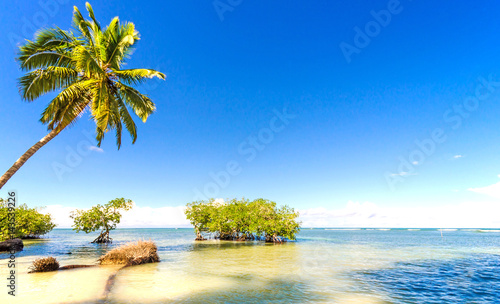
[185,198,301,242]
[0,199,56,241]
[70,198,133,243]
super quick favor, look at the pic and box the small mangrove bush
[70,198,133,243]
[29,257,59,273]
[99,240,160,266]
[0,199,56,241]
[185,198,301,243]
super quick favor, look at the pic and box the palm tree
[0,3,165,189]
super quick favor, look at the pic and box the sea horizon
[49,227,500,230]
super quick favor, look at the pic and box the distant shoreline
[50,227,500,230]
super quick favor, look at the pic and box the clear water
[1,228,500,303]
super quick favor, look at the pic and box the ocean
[1,228,499,303]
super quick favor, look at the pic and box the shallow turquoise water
[1,228,500,303]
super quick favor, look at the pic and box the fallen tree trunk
[58,265,97,270]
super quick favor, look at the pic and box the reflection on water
[1,228,500,303]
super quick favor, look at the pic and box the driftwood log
[58,265,97,270]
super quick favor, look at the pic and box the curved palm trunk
[0,127,64,190]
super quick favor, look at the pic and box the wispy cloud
[41,205,76,228]
[42,202,190,228]
[89,146,104,153]
[452,154,463,159]
[120,203,190,228]
[298,201,500,228]
[468,179,500,199]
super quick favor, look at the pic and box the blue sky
[2,0,500,227]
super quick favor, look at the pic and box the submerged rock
[0,238,23,252]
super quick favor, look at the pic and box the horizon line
[50,227,500,230]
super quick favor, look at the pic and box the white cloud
[452,154,463,159]
[298,200,500,228]
[42,202,190,228]
[213,198,224,205]
[120,203,190,228]
[468,180,500,199]
[89,146,104,153]
[42,205,76,228]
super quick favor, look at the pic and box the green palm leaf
[115,81,156,122]
[19,67,78,101]
[115,93,138,145]
[114,69,166,85]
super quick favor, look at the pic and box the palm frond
[40,80,95,130]
[95,127,105,147]
[19,67,78,101]
[72,5,93,43]
[109,94,124,149]
[106,22,139,69]
[53,96,91,130]
[19,50,75,71]
[114,68,165,85]
[99,17,119,63]
[114,115,123,148]
[86,2,101,31]
[115,81,156,122]
[73,45,104,77]
[115,92,138,145]
[17,27,79,67]
[84,3,104,64]
[90,79,113,135]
